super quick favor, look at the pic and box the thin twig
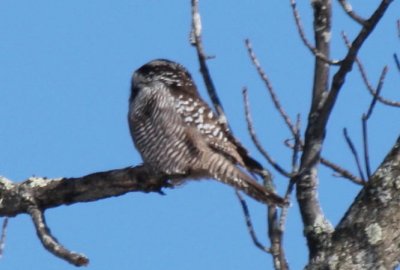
[361,121,371,181]
[245,40,298,140]
[291,114,301,171]
[326,3,392,116]
[361,66,387,180]
[364,66,387,119]
[235,191,271,253]
[283,138,364,185]
[0,218,8,259]
[320,157,364,185]
[326,0,393,114]
[395,20,399,70]
[242,84,291,268]
[190,0,227,124]
[357,61,397,106]
[342,32,400,107]
[394,54,400,73]
[27,205,89,266]
[289,0,341,65]
[242,88,291,178]
[337,0,366,25]
[397,19,400,38]
[343,128,366,183]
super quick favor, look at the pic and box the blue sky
[0,1,399,269]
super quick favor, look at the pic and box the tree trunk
[306,136,400,269]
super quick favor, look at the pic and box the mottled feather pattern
[128,59,285,206]
[173,94,246,165]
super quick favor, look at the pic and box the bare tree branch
[297,2,392,257]
[245,39,298,140]
[283,139,364,184]
[242,88,291,178]
[343,128,367,182]
[397,19,400,38]
[28,205,88,266]
[0,218,8,259]
[0,166,168,217]
[0,167,173,265]
[191,7,291,268]
[290,0,341,65]
[291,114,301,171]
[325,1,393,116]
[395,20,400,72]
[296,0,333,257]
[190,0,227,125]
[364,66,388,120]
[361,66,387,180]
[237,188,289,270]
[268,206,289,270]
[361,121,372,181]
[394,54,400,73]
[320,157,364,185]
[235,191,271,254]
[337,0,367,25]
[342,32,400,107]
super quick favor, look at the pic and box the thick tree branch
[297,0,333,258]
[0,166,171,265]
[297,0,392,258]
[0,166,168,217]
[306,136,400,269]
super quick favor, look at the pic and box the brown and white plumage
[128,59,285,206]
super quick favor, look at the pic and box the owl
[128,59,285,206]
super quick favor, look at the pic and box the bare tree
[0,0,399,269]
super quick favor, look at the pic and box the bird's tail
[205,153,287,207]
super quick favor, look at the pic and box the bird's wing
[173,93,262,169]
[215,119,266,174]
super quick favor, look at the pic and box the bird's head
[131,59,197,101]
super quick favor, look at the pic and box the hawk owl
[128,59,285,206]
